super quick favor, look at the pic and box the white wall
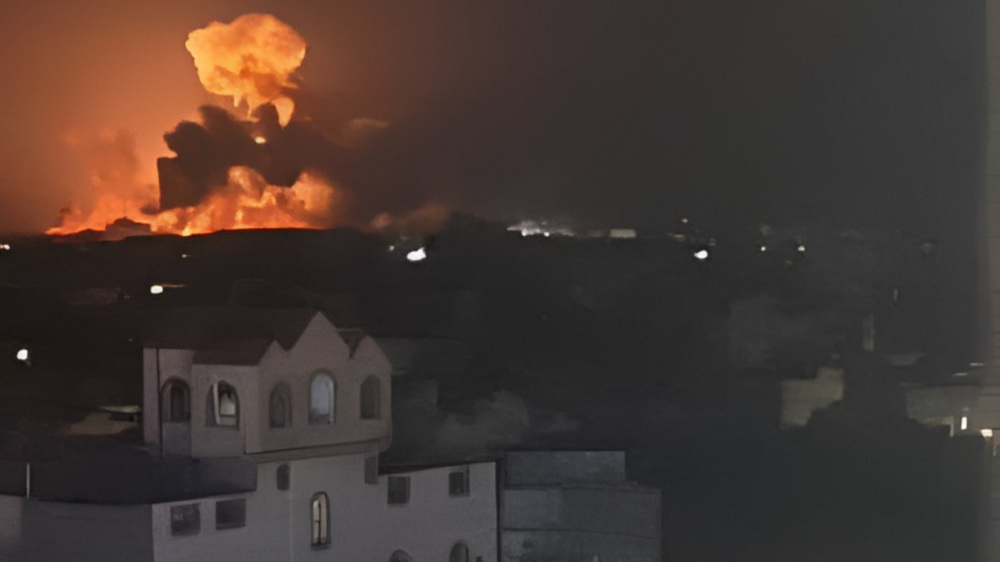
[150,454,498,562]
[144,313,393,458]
[252,314,392,455]
[152,475,289,562]
[370,462,497,562]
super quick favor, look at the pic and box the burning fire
[152,167,340,236]
[185,14,306,127]
[46,14,344,238]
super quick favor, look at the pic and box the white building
[0,308,498,562]
[0,307,662,561]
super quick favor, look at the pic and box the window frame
[449,541,470,562]
[161,379,190,423]
[389,551,414,562]
[310,492,330,549]
[277,463,290,491]
[387,476,410,506]
[169,503,200,537]
[207,381,239,428]
[360,375,382,420]
[309,372,336,425]
[268,383,292,429]
[214,498,246,531]
[449,466,470,497]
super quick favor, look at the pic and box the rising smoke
[50,13,442,237]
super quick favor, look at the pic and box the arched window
[449,542,470,562]
[161,380,190,422]
[269,383,292,428]
[207,382,239,427]
[310,492,329,548]
[309,373,335,425]
[389,551,413,562]
[360,376,381,420]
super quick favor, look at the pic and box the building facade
[0,308,661,561]
[2,309,499,561]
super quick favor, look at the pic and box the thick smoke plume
[48,14,444,237]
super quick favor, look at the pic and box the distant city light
[961,416,969,431]
[759,245,767,253]
[693,249,709,261]
[387,245,395,252]
[681,217,689,224]
[609,229,637,239]
[254,135,267,145]
[15,348,29,363]
[796,244,807,253]
[0,243,10,251]
[150,285,165,295]
[406,247,427,263]
[982,429,994,438]
[181,253,191,259]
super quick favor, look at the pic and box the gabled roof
[337,328,367,358]
[141,307,368,365]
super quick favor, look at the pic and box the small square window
[388,476,410,506]
[170,503,200,536]
[365,456,378,485]
[277,464,290,491]
[449,467,470,497]
[215,498,246,530]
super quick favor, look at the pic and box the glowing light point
[961,415,969,431]
[150,285,165,295]
[543,232,551,238]
[983,429,994,438]
[797,244,807,253]
[15,348,29,363]
[693,249,709,261]
[759,245,767,253]
[254,135,267,145]
[0,243,10,251]
[406,247,427,263]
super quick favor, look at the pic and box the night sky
[0,0,985,236]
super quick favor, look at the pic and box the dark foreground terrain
[0,215,984,561]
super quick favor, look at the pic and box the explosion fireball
[46,14,343,238]
[185,13,305,127]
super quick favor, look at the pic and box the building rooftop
[140,307,368,364]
